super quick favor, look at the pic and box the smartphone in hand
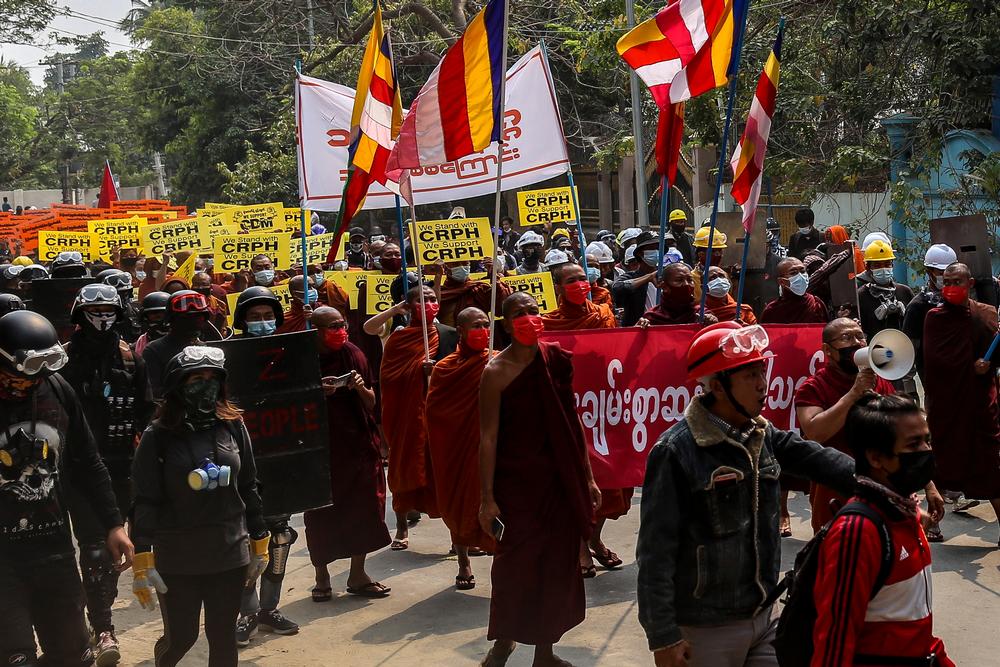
[322,373,352,389]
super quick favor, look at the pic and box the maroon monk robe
[924,299,1000,498]
[489,341,595,645]
[641,302,699,325]
[760,292,830,324]
[303,341,391,563]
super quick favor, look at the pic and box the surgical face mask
[381,257,400,273]
[785,272,808,296]
[641,250,660,267]
[83,310,117,332]
[932,275,945,290]
[311,272,326,287]
[523,248,541,263]
[323,327,349,350]
[204,258,214,269]
[135,271,147,282]
[942,284,968,305]
[707,277,731,298]
[349,242,364,253]
[297,288,318,304]
[872,267,893,286]
[254,269,275,285]
[246,319,276,336]
[450,266,470,282]
[464,328,490,351]
[887,450,936,495]
[373,257,383,270]
[511,314,544,346]
[586,267,600,284]
[413,302,439,323]
[563,280,591,305]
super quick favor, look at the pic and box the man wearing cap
[515,230,545,275]
[903,243,957,384]
[611,231,665,326]
[857,239,913,341]
[668,210,695,266]
[346,227,370,269]
[787,208,821,260]
[691,227,727,301]
[761,257,830,325]
[637,322,856,667]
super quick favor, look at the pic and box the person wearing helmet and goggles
[902,243,958,384]
[637,322,856,667]
[141,290,221,399]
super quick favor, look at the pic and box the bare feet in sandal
[481,640,516,667]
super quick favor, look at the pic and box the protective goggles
[78,284,119,304]
[178,346,225,365]
[55,251,83,263]
[719,325,770,359]
[170,292,209,314]
[104,273,132,289]
[0,343,68,376]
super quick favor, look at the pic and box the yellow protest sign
[327,270,368,308]
[140,218,203,256]
[281,207,303,232]
[470,272,488,282]
[202,203,233,211]
[172,253,198,286]
[128,210,178,220]
[213,232,292,273]
[197,216,239,250]
[225,283,292,329]
[414,217,494,264]
[290,232,347,266]
[500,272,557,314]
[88,216,145,261]
[37,231,98,261]
[365,274,395,315]
[225,203,284,233]
[516,186,577,226]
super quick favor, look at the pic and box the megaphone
[853,329,914,381]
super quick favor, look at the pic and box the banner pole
[656,174,669,303]
[698,3,752,322]
[487,0,511,353]
[295,57,313,331]
[408,200,430,362]
[394,194,408,280]
[566,169,591,300]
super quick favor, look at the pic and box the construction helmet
[923,244,957,270]
[669,209,687,223]
[686,321,770,382]
[11,256,32,267]
[550,228,570,241]
[863,239,895,262]
[694,227,728,249]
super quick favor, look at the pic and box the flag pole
[487,0,511,352]
[408,200,430,362]
[295,57,313,330]
[698,3,752,322]
[657,174,669,302]
[734,227,751,320]
[394,194,408,279]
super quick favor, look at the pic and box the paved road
[114,492,1000,665]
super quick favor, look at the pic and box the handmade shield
[28,277,97,342]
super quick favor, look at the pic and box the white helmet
[543,249,570,267]
[585,241,614,263]
[624,245,637,263]
[617,227,642,246]
[861,231,891,251]
[516,230,544,249]
[924,243,957,270]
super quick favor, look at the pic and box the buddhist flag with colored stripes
[326,1,403,262]
[387,0,506,175]
[656,102,685,185]
[617,0,749,108]
[730,22,783,233]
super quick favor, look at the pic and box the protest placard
[89,217,145,261]
[500,272,557,314]
[414,217,494,264]
[516,186,577,225]
[224,203,284,232]
[214,232,292,272]
[37,231,98,261]
[127,210,178,220]
[327,270,368,308]
[365,274,395,315]
[140,217,203,255]
[290,232,345,266]
[196,216,240,250]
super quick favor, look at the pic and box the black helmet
[71,283,124,324]
[161,345,227,396]
[165,289,210,324]
[21,265,49,281]
[0,310,68,377]
[0,294,26,315]
[141,291,171,317]
[233,286,284,331]
[49,251,88,278]
[97,268,132,291]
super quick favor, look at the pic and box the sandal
[390,538,409,551]
[780,519,793,538]
[468,546,491,557]
[455,574,476,590]
[480,642,517,667]
[311,586,332,602]
[926,527,944,543]
[581,564,597,579]
[591,546,623,570]
[346,581,391,598]
[406,511,422,526]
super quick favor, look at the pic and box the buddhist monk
[479,292,601,667]
[924,262,1000,545]
[760,257,830,324]
[380,285,458,548]
[275,274,316,333]
[541,263,627,575]
[307,263,351,314]
[438,259,511,327]
[584,253,614,308]
[637,263,717,328]
[303,306,392,600]
[704,266,757,324]
[425,307,496,591]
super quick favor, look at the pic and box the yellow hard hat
[863,239,895,262]
[669,209,687,223]
[550,228,570,241]
[11,256,32,267]
[694,226,728,249]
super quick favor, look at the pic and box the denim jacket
[636,396,855,651]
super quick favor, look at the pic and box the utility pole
[54,59,72,205]
[625,0,649,229]
[153,152,168,198]
[306,0,315,53]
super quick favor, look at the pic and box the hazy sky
[2,0,135,84]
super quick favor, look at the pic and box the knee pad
[266,524,297,577]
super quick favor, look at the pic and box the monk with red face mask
[478,292,601,667]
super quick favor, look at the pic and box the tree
[0,64,38,185]
[0,0,55,45]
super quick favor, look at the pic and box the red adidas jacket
[811,494,954,667]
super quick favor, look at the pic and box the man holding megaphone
[796,318,945,534]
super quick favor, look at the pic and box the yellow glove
[246,535,270,585]
[132,551,168,610]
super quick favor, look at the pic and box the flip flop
[311,586,332,602]
[390,538,409,551]
[591,547,623,570]
[346,581,391,598]
[925,527,944,543]
[581,564,597,579]
[455,574,476,590]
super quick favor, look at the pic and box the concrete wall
[1,185,158,210]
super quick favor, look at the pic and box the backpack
[771,501,894,667]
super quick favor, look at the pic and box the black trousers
[71,495,124,634]
[0,553,94,666]
[154,566,247,667]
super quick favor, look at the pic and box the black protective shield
[28,277,96,342]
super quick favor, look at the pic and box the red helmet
[686,322,770,382]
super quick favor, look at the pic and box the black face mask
[523,249,540,264]
[834,345,861,375]
[181,377,221,430]
[887,450,936,495]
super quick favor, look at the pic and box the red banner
[541,324,826,488]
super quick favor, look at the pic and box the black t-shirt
[858,281,914,339]
[788,227,822,260]
[0,375,121,561]
[142,333,198,400]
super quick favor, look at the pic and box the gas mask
[187,458,232,491]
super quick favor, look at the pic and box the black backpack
[771,501,894,667]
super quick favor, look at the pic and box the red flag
[97,161,119,209]
[656,102,685,185]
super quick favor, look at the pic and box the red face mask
[323,327,348,350]
[412,302,440,323]
[465,328,490,351]
[512,314,545,346]
[942,285,968,306]
[563,280,591,305]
